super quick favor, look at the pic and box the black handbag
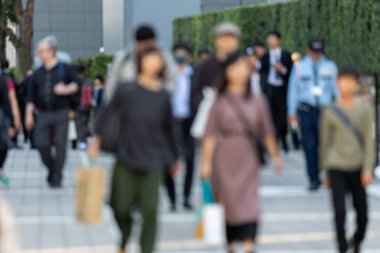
[226,96,267,165]
[94,84,128,153]
[0,75,11,149]
[0,110,10,149]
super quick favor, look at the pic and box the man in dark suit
[260,31,293,152]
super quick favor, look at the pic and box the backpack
[57,63,81,110]
[80,80,93,106]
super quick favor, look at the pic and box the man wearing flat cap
[288,38,339,191]
[191,22,241,112]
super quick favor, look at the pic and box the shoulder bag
[330,104,364,147]
[226,96,266,165]
[95,84,129,152]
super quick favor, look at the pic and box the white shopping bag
[203,204,226,246]
[191,87,217,139]
[375,165,380,179]
[0,197,20,253]
[68,120,77,141]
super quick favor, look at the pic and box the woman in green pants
[89,47,180,253]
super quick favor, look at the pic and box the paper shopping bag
[76,167,106,224]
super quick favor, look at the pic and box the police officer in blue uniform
[288,38,339,191]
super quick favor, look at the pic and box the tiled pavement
[1,145,380,253]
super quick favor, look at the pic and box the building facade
[103,0,201,54]
[33,0,103,60]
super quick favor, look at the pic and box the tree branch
[26,0,34,14]
[5,26,19,47]
[5,0,22,21]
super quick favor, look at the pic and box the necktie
[275,52,281,80]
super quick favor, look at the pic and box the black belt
[298,102,321,112]
[38,107,69,113]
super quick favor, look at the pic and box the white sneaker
[78,142,88,151]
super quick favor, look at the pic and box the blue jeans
[298,105,321,186]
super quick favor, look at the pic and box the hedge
[173,0,380,74]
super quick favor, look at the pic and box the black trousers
[329,170,368,253]
[0,147,8,169]
[165,118,195,206]
[266,85,289,151]
[34,109,69,185]
[75,105,92,144]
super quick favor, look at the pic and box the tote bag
[75,153,106,224]
[194,179,226,246]
[191,87,216,139]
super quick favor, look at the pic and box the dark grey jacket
[95,82,179,170]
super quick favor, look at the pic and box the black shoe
[348,237,361,253]
[183,201,193,211]
[49,181,63,189]
[170,205,177,212]
[47,174,52,184]
[283,143,289,153]
[49,176,63,189]
[308,183,320,191]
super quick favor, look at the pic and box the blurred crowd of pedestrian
[0,20,376,253]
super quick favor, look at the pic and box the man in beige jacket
[105,25,177,102]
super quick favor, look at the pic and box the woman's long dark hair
[137,46,166,78]
[216,52,252,99]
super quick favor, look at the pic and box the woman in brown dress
[200,52,283,253]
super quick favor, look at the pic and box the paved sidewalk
[1,146,380,253]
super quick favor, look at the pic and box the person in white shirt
[247,48,262,96]
[166,43,196,211]
[260,31,293,152]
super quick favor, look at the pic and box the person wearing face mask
[165,43,195,211]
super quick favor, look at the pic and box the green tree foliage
[173,0,380,74]
[0,0,16,62]
[73,54,113,80]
